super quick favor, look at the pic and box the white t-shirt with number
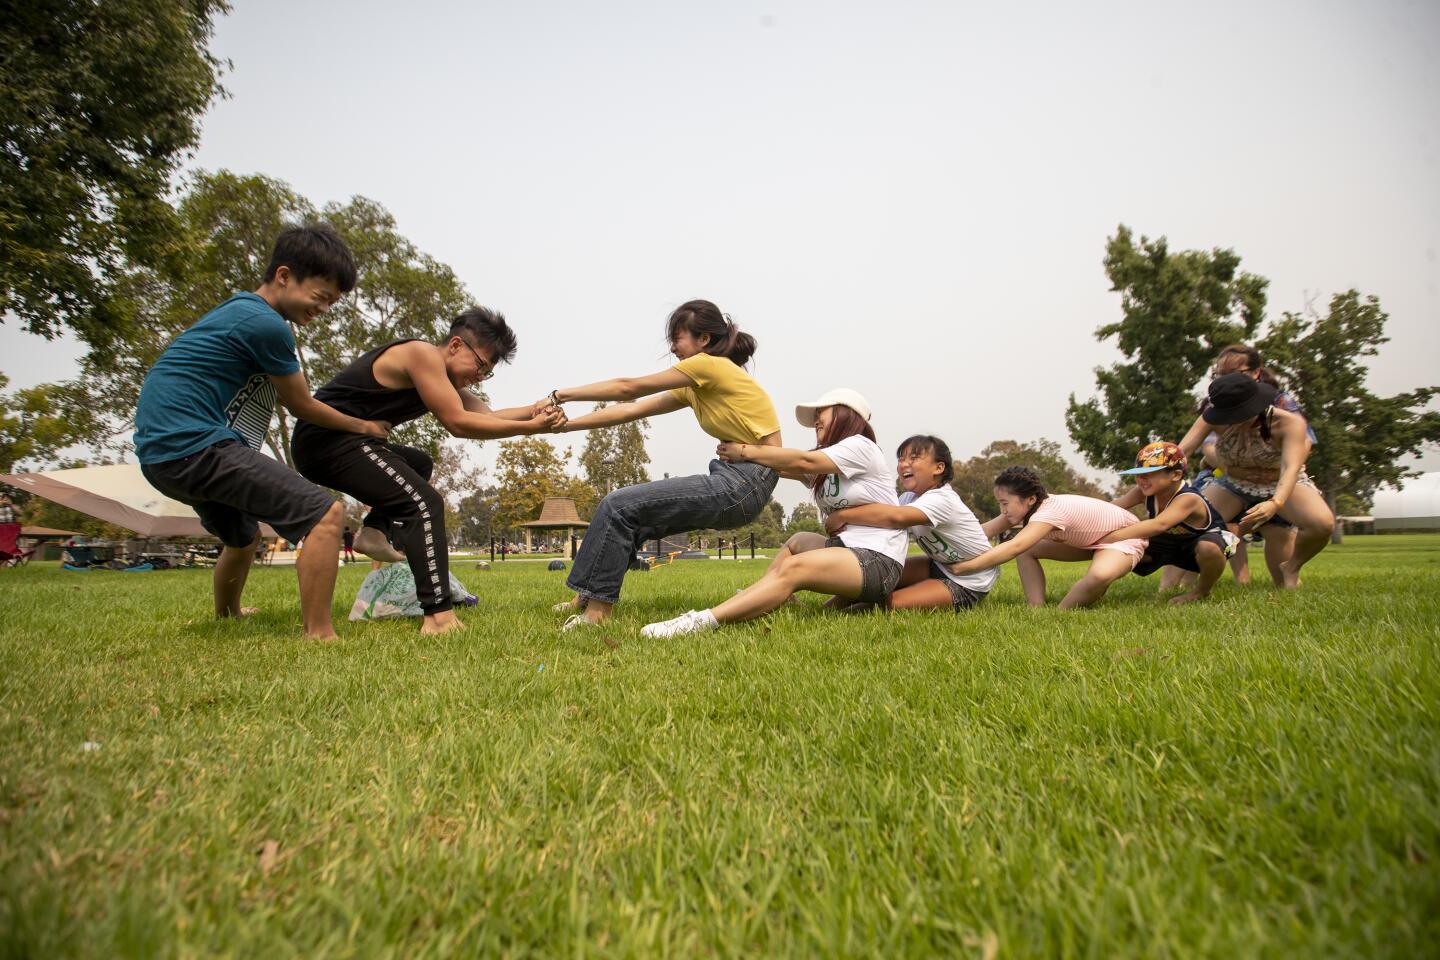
[899,487,998,595]
[813,435,909,565]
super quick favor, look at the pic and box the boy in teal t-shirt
[134,224,389,640]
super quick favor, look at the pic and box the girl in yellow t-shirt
[545,300,782,629]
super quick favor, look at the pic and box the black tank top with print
[294,339,431,440]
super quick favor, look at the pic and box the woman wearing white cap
[640,388,908,638]
[545,300,783,628]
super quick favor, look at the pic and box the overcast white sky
[5,0,1437,511]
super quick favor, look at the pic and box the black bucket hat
[1202,372,1279,425]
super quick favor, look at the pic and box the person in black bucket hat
[1177,372,1334,589]
[1202,372,1280,425]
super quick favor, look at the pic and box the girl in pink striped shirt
[946,466,1148,609]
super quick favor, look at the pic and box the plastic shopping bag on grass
[349,565,478,621]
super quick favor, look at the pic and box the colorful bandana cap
[1118,441,1187,475]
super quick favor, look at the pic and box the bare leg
[1015,540,1094,607]
[1229,537,1252,584]
[1275,485,1334,588]
[1159,566,1192,591]
[353,526,404,563]
[214,534,259,618]
[889,578,959,610]
[296,501,345,640]
[1058,548,1135,610]
[581,598,615,625]
[1262,527,1292,587]
[711,547,864,624]
[1170,540,1225,604]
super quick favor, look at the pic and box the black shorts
[141,440,336,548]
[926,560,988,612]
[824,536,903,604]
[1133,531,1227,577]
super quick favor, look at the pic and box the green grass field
[2,536,1437,958]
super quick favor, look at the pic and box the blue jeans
[567,460,778,604]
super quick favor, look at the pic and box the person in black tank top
[291,307,565,635]
[1101,441,1233,605]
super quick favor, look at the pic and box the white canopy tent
[1,463,277,539]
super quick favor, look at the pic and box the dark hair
[666,299,757,367]
[263,223,358,291]
[810,406,876,494]
[450,306,517,364]
[896,435,955,485]
[993,465,1049,525]
[1214,343,1262,375]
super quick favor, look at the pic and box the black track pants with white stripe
[293,433,452,614]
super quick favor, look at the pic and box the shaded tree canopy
[1066,225,1267,470]
[0,0,230,351]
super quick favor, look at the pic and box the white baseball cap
[795,388,872,427]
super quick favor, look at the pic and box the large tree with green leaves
[1257,290,1440,534]
[0,0,230,351]
[0,375,108,475]
[492,437,597,534]
[72,170,473,466]
[1066,225,1268,470]
[577,403,651,497]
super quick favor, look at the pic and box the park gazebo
[519,497,589,557]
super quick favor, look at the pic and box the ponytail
[667,300,757,367]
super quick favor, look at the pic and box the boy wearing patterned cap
[1099,441,1235,605]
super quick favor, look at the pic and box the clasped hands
[530,397,569,432]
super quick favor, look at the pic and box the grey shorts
[825,536,903,604]
[927,560,988,612]
[141,440,336,548]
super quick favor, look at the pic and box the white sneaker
[560,614,596,632]
[640,609,718,639]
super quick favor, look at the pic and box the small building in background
[1372,471,1440,531]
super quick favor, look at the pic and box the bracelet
[548,389,561,407]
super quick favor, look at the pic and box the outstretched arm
[980,514,1015,540]
[1178,415,1211,461]
[716,442,838,478]
[271,372,389,438]
[459,391,556,422]
[1112,485,1144,509]
[562,392,687,431]
[405,347,560,439]
[946,522,1053,575]
[550,367,693,404]
[823,503,928,535]
[1098,494,1198,543]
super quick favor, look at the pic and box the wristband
[548,389,561,407]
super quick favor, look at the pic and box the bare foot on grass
[1278,560,1302,589]
[1168,591,1209,605]
[354,527,404,563]
[421,611,465,636]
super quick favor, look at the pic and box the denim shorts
[926,560,988,612]
[825,537,904,604]
[1198,473,1313,530]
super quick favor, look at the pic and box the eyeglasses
[462,339,495,381]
